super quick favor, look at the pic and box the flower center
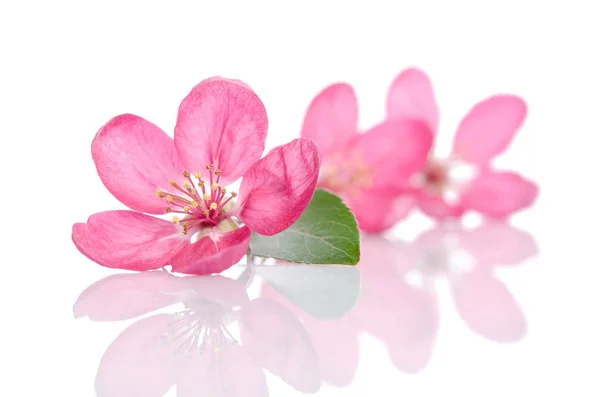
[421,159,449,194]
[156,164,238,235]
[321,151,372,196]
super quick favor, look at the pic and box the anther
[211,183,219,191]
[215,169,221,176]
[165,207,172,213]
[156,190,166,198]
[206,164,214,170]
[230,192,237,197]
[204,210,210,216]
[203,193,211,201]
[194,171,202,179]
[220,188,226,194]
[172,216,180,224]
[183,206,190,212]
[191,201,199,208]
[166,195,174,203]
[183,171,191,178]
[183,181,192,190]
[209,202,218,210]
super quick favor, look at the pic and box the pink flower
[300,83,433,233]
[74,271,321,396]
[72,77,320,274]
[386,68,539,220]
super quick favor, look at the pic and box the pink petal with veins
[236,138,320,236]
[300,83,359,157]
[91,114,185,214]
[461,169,538,218]
[174,77,268,186]
[386,67,440,134]
[72,211,187,271]
[169,226,251,275]
[453,95,527,165]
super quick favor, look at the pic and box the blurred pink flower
[72,77,320,274]
[74,271,321,397]
[300,83,433,233]
[387,68,539,220]
[261,222,537,377]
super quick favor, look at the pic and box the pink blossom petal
[95,314,181,397]
[345,188,416,233]
[174,77,268,186]
[240,298,322,393]
[73,271,180,321]
[417,192,465,220]
[351,120,433,188]
[461,169,539,218]
[177,345,268,397]
[91,114,185,214]
[453,95,527,165]
[386,67,439,134]
[236,138,320,235]
[169,226,251,275]
[72,211,187,271]
[458,222,539,268]
[300,83,359,157]
[176,274,251,307]
[452,269,527,342]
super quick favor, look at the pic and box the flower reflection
[74,271,323,397]
[260,221,538,381]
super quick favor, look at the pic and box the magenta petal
[352,120,433,188]
[174,77,268,186]
[72,211,187,271]
[73,271,180,321]
[240,297,322,393]
[346,188,416,233]
[452,95,527,165]
[386,67,439,134]
[452,269,527,342]
[236,138,320,236]
[92,114,185,214]
[169,226,251,275]
[461,169,539,218]
[300,83,358,157]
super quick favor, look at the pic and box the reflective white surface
[2,0,600,395]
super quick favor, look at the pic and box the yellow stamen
[204,210,210,216]
[206,164,214,170]
[194,171,202,179]
[203,193,211,201]
[209,202,218,210]
[183,171,190,178]
[230,192,237,197]
[211,183,219,191]
[198,180,205,187]
[156,190,166,198]
[220,187,227,194]
[183,181,192,190]
[166,195,174,203]
[169,180,178,187]
[191,201,199,208]
[183,206,190,212]
[165,207,172,213]
[215,169,221,176]
[172,216,180,224]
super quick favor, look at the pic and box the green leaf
[250,189,360,265]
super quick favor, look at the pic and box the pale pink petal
[73,271,180,321]
[72,211,187,271]
[169,226,251,275]
[91,114,184,214]
[240,298,322,393]
[417,192,465,220]
[458,222,539,268]
[453,95,527,165]
[386,67,439,134]
[345,188,416,233]
[177,274,251,308]
[452,269,527,342]
[300,83,358,157]
[236,138,320,235]
[351,120,433,188]
[174,77,268,186]
[177,345,268,397]
[95,314,181,397]
[461,169,539,218]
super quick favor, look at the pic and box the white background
[1,0,598,396]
